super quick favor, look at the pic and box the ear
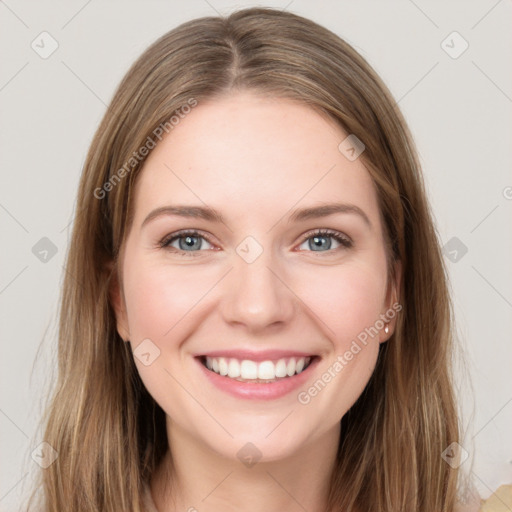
[106,261,130,342]
[379,259,402,343]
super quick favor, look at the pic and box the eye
[159,230,215,256]
[158,228,353,257]
[297,229,353,253]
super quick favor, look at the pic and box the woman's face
[112,91,400,463]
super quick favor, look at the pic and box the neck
[151,420,340,512]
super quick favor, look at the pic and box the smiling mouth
[198,355,317,383]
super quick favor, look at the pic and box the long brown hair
[28,7,463,511]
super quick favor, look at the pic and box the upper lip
[195,349,317,362]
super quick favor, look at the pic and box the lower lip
[195,356,320,401]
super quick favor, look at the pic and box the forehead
[131,92,381,227]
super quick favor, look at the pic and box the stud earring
[384,324,389,334]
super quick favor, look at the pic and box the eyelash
[158,229,353,257]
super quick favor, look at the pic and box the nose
[220,244,296,333]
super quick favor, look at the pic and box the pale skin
[111,91,401,512]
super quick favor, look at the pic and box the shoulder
[477,484,512,511]
[454,483,512,512]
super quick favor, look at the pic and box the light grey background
[1,0,511,509]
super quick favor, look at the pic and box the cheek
[122,256,213,342]
[294,262,387,415]
[121,257,211,413]
[293,259,388,347]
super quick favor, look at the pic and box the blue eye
[298,229,353,252]
[159,229,353,256]
[159,230,213,256]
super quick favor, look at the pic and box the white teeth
[258,361,275,380]
[203,356,312,381]
[275,359,287,377]
[227,359,240,378]
[218,357,228,376]
[240,360,258,379]
[286,358,296,376]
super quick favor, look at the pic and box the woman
[29,7,476,511]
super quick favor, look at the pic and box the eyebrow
[141,202,372,230]
[142,205,226,228]
[287,203,371,229]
